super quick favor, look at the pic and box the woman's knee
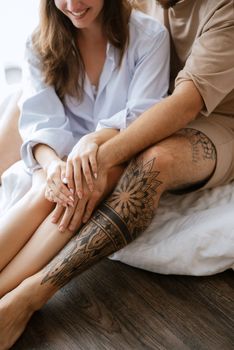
[27,175,54,212]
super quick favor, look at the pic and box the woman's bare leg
[0,91,22,178]
[0,170,54,271]
[0,212,75,298]
[0,165,125,298]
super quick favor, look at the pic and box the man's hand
[51,168,109,232]
[51,142,125,233]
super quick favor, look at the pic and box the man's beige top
[137,0,234,118]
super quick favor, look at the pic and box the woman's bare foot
[0,272,57,349]
[0,282,36,349]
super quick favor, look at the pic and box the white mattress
[1,161,234,276]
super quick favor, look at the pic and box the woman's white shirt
[19,9,170,172]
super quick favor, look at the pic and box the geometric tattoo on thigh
[179,128,216,163]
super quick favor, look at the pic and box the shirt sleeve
[175,2,234,116]
[19,38,76,172]
[96,22,170,131]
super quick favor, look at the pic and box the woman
[0,0,169,300]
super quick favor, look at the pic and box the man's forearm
[92,128,119,146]
[98,81,203,169]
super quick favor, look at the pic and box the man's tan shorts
[184,114,234,190]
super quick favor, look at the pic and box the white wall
[0,0,40,101]
[0,0,40,65]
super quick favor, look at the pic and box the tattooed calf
[41,156,162,288]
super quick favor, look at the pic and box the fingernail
[51,217,56,223]
[69,225,74,231]
[70,188,74,194]
[69,196,74,202]
[62,178,68,184]
[59,225,64,232]
[94,173,97,179]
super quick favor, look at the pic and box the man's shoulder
[200,0,234,25]
[204,0,233,13]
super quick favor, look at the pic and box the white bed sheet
[111,181,234,275]
[1,161,234,276]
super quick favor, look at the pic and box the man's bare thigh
[145,128,217,194]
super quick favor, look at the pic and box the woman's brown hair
[32,0,132,100]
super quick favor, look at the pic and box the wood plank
[12,260,234,350]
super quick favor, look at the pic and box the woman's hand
[51,168,109,232]
[50,144,124,232]
[65,134,99,198]
[45,159,74,207]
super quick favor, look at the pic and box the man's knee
[138,130,216,192]
[139,143,174,190]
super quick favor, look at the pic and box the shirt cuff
[21,129,75,172]
[96,109,128,131]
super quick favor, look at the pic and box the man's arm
[98,81,204,169]
[51,80,204,230]
[65,80,204,224]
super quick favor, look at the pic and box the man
[0,0,233,348]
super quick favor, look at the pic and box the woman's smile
[68,8,90,19]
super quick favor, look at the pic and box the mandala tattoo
[179,128,216,163]
[105,157,162,238]
[41,156,162,288]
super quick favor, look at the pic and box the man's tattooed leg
[41,156,163,289]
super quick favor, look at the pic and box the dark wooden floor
[13,260,234,350]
